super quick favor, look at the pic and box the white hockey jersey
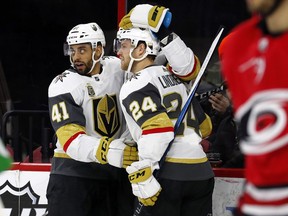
[48,56,126,179]
[120,65,214,181]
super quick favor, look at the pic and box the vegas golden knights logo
[93,94,120,137]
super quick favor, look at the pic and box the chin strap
[127,47,149,73]
[87,47,104,75]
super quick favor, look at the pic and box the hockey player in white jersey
[118,4,213,139]
[115,20,214,216]
[46,22,137,216]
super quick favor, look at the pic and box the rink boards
[0,163,245,216]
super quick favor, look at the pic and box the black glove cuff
[157,25,173,41]
[160,32,178,48]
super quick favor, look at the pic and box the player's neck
[266,0,288,33]
[131,58,154,74]
[90,62,101,76]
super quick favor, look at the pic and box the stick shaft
[160,27,224,166]
[174,27,224,133]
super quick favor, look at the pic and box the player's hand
[138,190,161,206]
[119,4,172,33]
[126,160,161,206]
[122,142,138,168]
[208,93,230,114]
[96,137,138,168]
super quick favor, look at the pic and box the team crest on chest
[93,94,120,137]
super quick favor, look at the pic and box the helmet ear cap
[66,22,106,48]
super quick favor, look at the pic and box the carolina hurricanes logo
[93,94,120,137]
[236,90,288,154]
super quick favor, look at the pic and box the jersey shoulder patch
[48,70,87,97]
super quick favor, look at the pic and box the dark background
[0,0,249,111]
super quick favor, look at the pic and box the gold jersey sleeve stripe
[165,156,208,164]
[168,55,201,82]
[199,113,213,138]
[56,123,86,151]
[141,113,173,131]
[53,152,71,158]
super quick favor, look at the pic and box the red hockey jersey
[221,15,288,215]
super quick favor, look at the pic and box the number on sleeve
[130,101,143,121]
[51,101,70,122]
[142,97,157,112]
[130,96,157,121]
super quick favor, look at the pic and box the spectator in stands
[198,81,231,134]
[209,87,243,168]
[209,84,244,168]
[197,81,242,167]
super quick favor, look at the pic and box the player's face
[117,39,132,71]
[70,43,93,75]
[245,0,278,14]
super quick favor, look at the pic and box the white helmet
[115,27,159,56]
[65,22,106,75]
[67,22,106,48]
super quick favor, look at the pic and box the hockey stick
[196,82,227,101]
[133,26,224,216]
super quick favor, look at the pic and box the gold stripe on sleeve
[56,123,86,148]
[141,113,173,131]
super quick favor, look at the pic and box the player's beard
[121,56,130,71]
[75,59,93,75]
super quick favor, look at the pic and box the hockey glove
[96,137,138,168]
[119,4,172,33]
[127,160,161,206]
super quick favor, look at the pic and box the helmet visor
[113,38,132,54]
[113,38,120,54]
[63,42,71,56]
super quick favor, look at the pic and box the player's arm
[48,90,137,168]
[160,35,201,82]
[121,83,174,163]
[192,99,213,139]
[121,83,173,206]
[119,4,201,81]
